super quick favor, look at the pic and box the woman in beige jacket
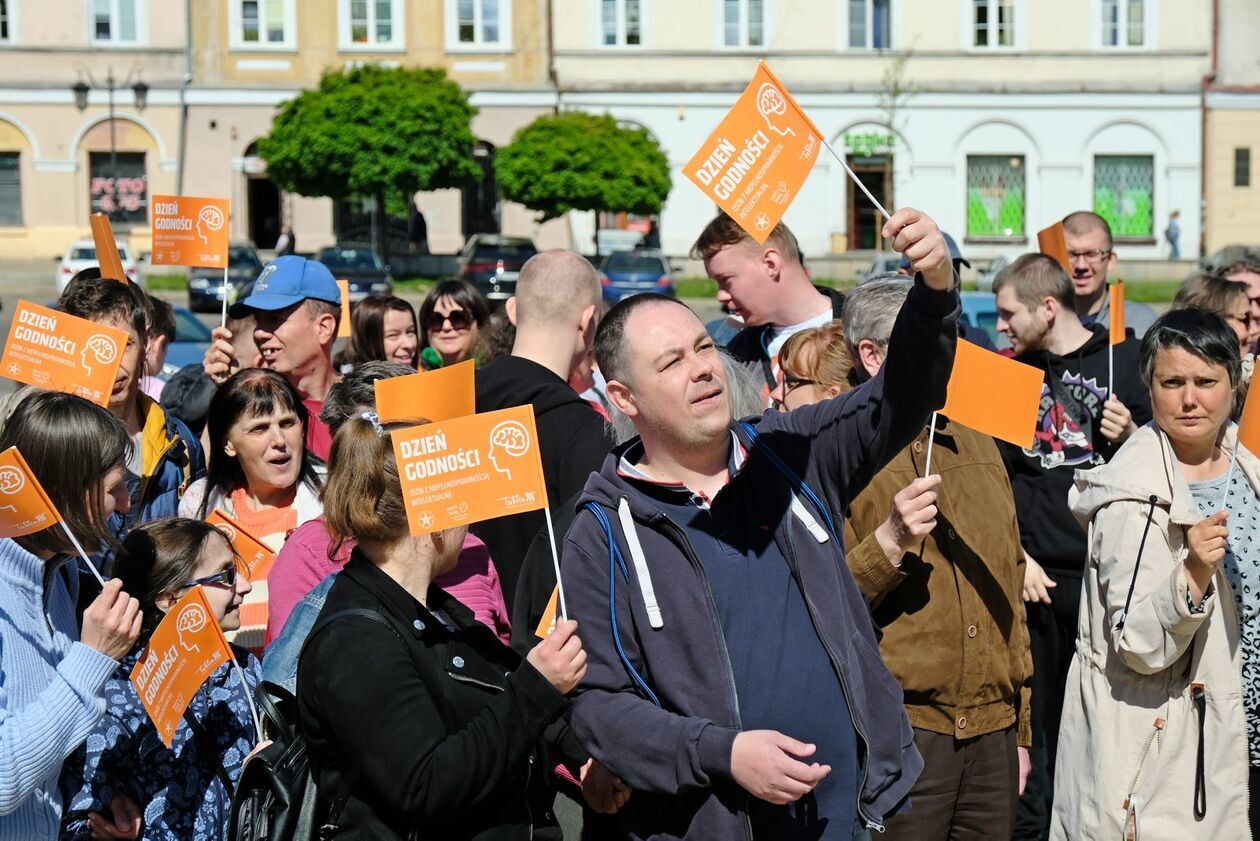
[1054,308,1256,840]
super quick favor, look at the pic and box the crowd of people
[2,203,1259,841]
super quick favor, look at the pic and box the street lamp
[71,68,149,222]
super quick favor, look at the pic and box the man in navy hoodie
[563,207,959,840]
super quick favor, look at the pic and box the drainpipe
[1199,0,1219,260]
[175,0,192,196]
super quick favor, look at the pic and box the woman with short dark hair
[60,518,260,841]
[334,295,419,372]
[1053,308,1259,838]
[0,391,142,837]
[417,279,490,369]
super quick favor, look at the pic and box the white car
[55,239,141,293]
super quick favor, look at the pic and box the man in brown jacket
[841,277,1034,839]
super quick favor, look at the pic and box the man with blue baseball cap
[202,255,342,459]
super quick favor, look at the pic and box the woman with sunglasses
[334,295,420,372]
[417,279,490,370]
[61,518,259,841]
[180,369,324,651]
[767,319,852,409]
[1171,273,1255,412]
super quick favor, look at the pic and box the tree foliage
[496,112,671,221]
[259,65,481,215]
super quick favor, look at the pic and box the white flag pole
[822,140,892,221]
[543,507,568,620]
[1220,433,1239,515]
[58,522,106,586]
[924,412,939,477]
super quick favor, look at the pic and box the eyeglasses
[425,310,473,332]
[1067,249,1112,264]
[178,562,243,591]
[1230,312,1252,327]
[781,374,816,394]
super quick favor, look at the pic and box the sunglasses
[781,374,816,393]
[425,310,473,332]
[178,561,244,591]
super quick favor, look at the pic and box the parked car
[862,252,902,281]
[56,239,141,292]
[976,254,1013,292]
[187,243,265,313]
[316,244,393,302]
[598,250,676,304]
[457,235,538,303]
[960,290,1008,351]
[160,306,215,378]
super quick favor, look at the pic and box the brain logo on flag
[488,420,531,481]
[0,466,25,497]
[197,205,225,246]
[214,522,238,545]
[176,603,207,652]
[756,82,795,137]
[80,334,119,378]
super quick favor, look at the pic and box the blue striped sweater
[0,539,116,839]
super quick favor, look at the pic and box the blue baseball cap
[230,256,340,316]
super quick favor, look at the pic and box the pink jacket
[265,519,512,646]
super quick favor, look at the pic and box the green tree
[259,65,481,257]
[496,112,671,247]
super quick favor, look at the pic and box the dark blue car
[598,250,676,304]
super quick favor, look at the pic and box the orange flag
[1237,375,1260,457]
[1109,282,1126,345]
[89,213,128,283]
[129,585,235,747]
[535,586,559,638]
[940,340,1044,449]
[0,300,127,407]
[375,360,476,424]
[207,510,276,581]
[336,280,352,339]
[391,405,548,536]
[150,195,230,269]
[0,446,62,538]
[684,62,822,243]
[1037,223,1071,273]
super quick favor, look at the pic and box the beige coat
[1051,424,1254,840]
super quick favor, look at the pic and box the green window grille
[966,155,1025,239]
[1094,155,1153,238]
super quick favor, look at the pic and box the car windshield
[473,244,536,260]
[320,249,382,270]
[173,308,212,343]
[604,254,666,274]
[229,246,263,271]
[70,245,130,261]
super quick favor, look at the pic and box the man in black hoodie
[992,253,1152,838]
[473,248,614,606]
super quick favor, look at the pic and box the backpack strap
[738,421,840,544]
[300,607,410,833]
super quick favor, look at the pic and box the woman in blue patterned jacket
[59,518,261,841]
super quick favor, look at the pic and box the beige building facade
[0,0,1237,264]
[1203,0,1260,256]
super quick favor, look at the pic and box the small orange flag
[89,213,128,284]
[391,405,549,536]
[375,360,476,424]
[535,586,559,638]
[940,340,1044,449]
[1109,282,1126,345]
[207,510,276,581]
[1037,223,1071,274]
[684,62,823,243]
[0,447,62,538]
[129,585,235,747]
[336,280,352,339]
[0,300,128,407]
[1237,375,1260,458]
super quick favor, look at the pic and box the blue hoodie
[562,275,959,840]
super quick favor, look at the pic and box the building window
[341,0,402,49]
[92,0,140,44]
[601,0,641,46]
[1236,148,1251,188]
[233,0,295,49]
[0,1,12,43]
[1101,0,1144,47]
[89,151,147,226]
[966,155,1025,239]
[723,0,764,47]
[1094,155,1154,239]
[0,153,20,226]
[448,0,511,49]
[972,0,1015,48]
[849,0,890,49]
